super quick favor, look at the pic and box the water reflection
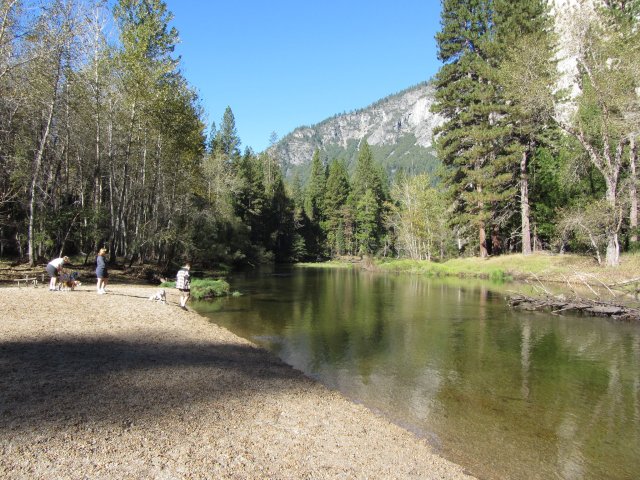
[194,268,640,480]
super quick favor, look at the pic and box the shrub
[161,278,231,300]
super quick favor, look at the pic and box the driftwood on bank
[507,293,640,321]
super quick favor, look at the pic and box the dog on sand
[148,289,166,304]
[58,272,81,291]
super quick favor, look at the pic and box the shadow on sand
[0,337,309,431]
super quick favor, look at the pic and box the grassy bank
[300,253,640,287]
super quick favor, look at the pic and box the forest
[0,0,638,272]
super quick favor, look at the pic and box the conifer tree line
[430,0,639,266]
[0,0,638,270]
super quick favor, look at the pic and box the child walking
[176,263,191,309]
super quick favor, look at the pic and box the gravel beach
[0,284,475,479]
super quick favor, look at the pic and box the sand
[0,284,475,479]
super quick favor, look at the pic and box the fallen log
[507,293,640,322]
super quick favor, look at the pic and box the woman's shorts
[46,264,58,278]
[96,269,108,279]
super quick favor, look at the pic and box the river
[193,267,640,480]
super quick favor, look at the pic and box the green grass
[301,252,640,286]
[161,278,231,300]
[296,261,354,269]
[373,254,598,280]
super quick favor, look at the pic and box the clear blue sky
[163,1,443,153]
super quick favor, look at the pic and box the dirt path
[0,284,474,479]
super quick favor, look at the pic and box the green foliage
[217,106,241,159]
[372,135,440,178]
[323,160,351,256]
[433,0,515,256]
[161,278,231,300]
[304,149,326,221]
[2,0,639,269]
[349,141,389,255]
[354,189,379,255]
[390,174,451,260]
[558,3,640,265]
[286,136,439,186]
[488,269,508,283]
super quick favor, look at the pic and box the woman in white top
[46,256,69,291]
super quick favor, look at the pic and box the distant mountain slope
[271,0,593,183]
[271,82,445,181]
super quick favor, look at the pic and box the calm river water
[193,267,640,480]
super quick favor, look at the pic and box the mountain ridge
[271,82,445,180]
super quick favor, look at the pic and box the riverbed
[0,284,473,479]
[194,267,640,480]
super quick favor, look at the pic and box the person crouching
[46,256,70,291]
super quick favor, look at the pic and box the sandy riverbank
[0,284,474,479]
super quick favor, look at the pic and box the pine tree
[304,149,326,222]
[207,121,218,154]
[324,159,350,256]
[301,149,327,258]
[355,189,379,255]
[350,140,388,254]
[432,0,512,258]
[216,106,241,161]
[269,169,294,260]
[234,150,267,250]
[494,0,557,255]
[351,141,385,202]
[110,0,187,262]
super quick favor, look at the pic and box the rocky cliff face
[550,0,598,121]
[272,83,444,178]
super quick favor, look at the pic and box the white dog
[148,289,166,304]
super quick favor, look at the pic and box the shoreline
[0,284,474,479]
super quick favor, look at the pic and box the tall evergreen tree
[233,149,267,252]
[350,140,388,254]
[206,120,217,154]
[324,159,350,256]
[304,149,326,221]
[494,0,557,255]
[216,106,241,161]
[355,189,379,255]
[269,168,296,261]
[351,141,385,202]
[302,149,327,258]
[111,0,185,263]
[432,0,512,258]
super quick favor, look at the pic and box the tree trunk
[630,137,638,245]
[477,181,488,258]
[559,123,624,267]
[27,99,55,267]
[520,150,532,255]
[28,89,59,265]
[606,233,619,267]
[110,101,136,263]
[479,222,488,258]
[605,177,620,267]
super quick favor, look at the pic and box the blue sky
[163,1,443,153]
